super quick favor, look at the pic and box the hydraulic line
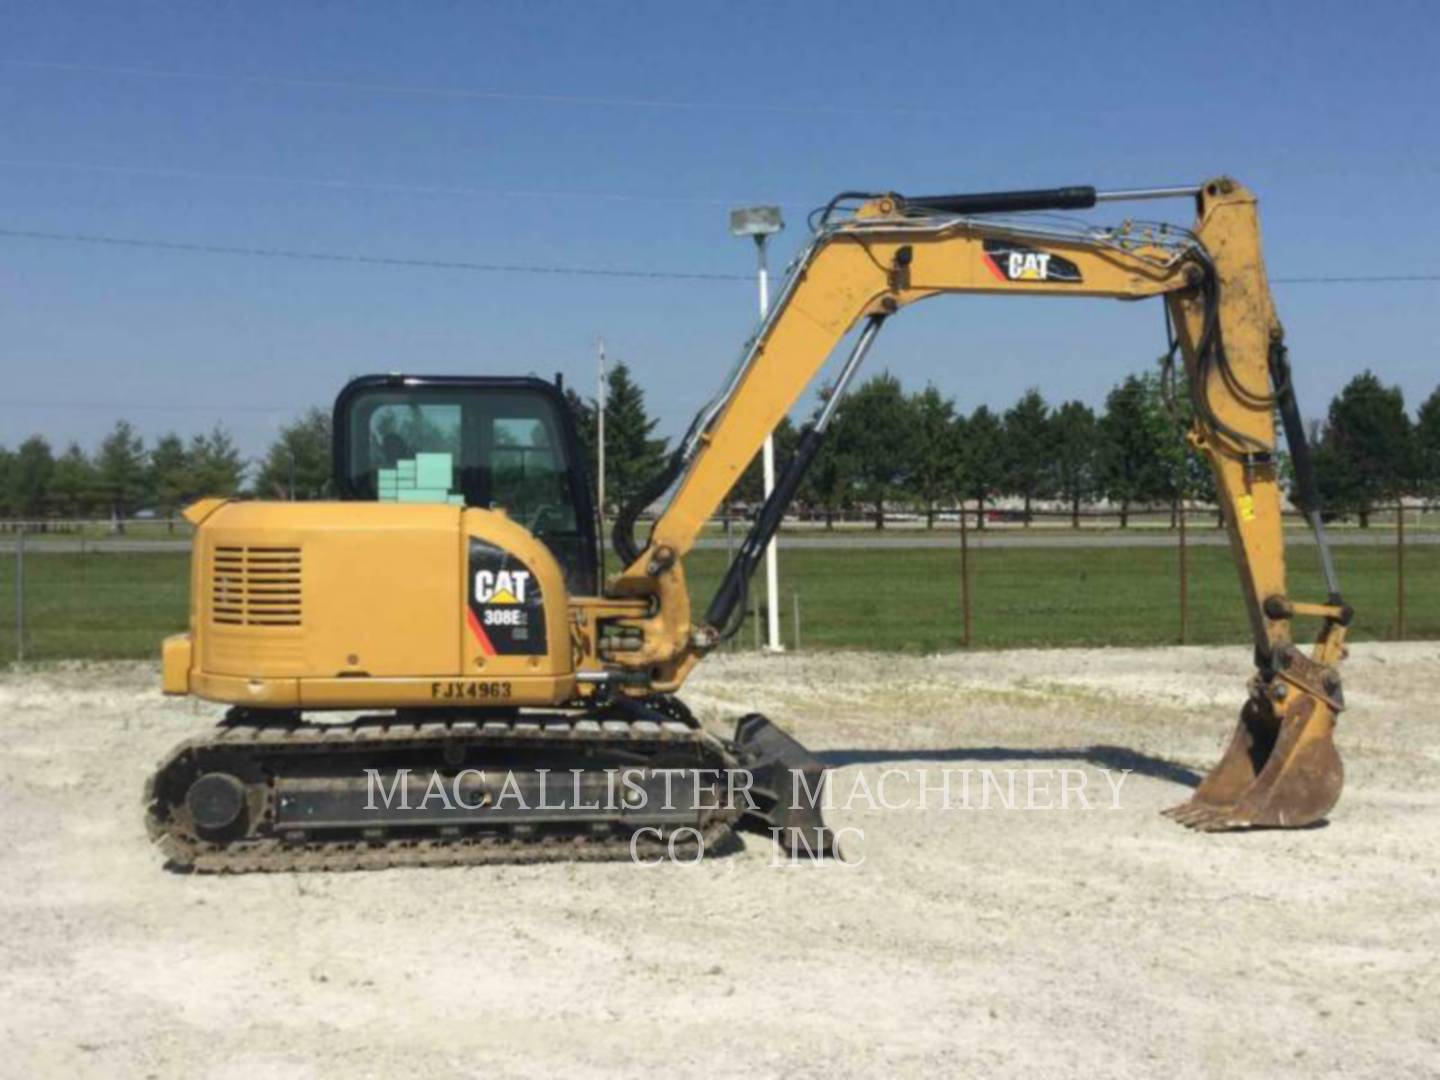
[1268,339,1344,603]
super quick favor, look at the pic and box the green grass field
[9,505,1439,545]
[0,540,1433,661]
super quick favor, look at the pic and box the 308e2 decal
[466,539,547,657]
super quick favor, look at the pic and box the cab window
[337,382,595,594]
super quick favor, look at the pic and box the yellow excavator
[146,177,1351,871]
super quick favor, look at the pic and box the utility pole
[730,205,785,653]
[596,338,607,582]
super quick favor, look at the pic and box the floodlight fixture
[728,205,784,238]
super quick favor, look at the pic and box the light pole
[729,205,785,653]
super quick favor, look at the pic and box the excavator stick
[1153,181,1350,831]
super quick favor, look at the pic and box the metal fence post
[792,591,801,652]
[1396,500,1406,639]
[960,500,972,648]
[15,526,24,664]
[1178,502,1189,644]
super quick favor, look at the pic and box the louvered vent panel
[211,545,302,627]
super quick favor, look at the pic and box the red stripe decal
[982,252,1008,282]
[466,607,497,656]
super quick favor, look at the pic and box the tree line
[567,363,1440,529]
[2,366,1436,527]
[0,408,332,522]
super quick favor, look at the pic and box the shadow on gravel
[816,744,1203,788]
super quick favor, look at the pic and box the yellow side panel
[196,502,462,679]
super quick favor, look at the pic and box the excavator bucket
[1164,693,1343,830]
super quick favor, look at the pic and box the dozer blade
[731,714,837,858]
[1164,693,1343,831]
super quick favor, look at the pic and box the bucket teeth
[1162,802,1254,831]
[1164,692,1343,831]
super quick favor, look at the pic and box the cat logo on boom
[981,240,1083,284]
[1009,251,1051,280]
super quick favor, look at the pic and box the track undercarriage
[144,700,830,872]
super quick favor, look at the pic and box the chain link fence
[1,522,191,662]
[2,510,1436,662]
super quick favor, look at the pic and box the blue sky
[2,0,1437,460]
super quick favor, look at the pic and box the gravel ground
[1,645,1437,1078]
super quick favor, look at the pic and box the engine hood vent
[211,545,302,627]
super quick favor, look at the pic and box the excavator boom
[603,176,1348,831]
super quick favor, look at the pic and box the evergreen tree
[802,388,849,528]
[0,446,13,517]
[961,405,1005,529]
[829,372,916,528]
[1145,369,1214,525]
[11,436,56,517]
[51,443,98,517]
[96,420,148,527]
[1097,375,1170,527]
[190,425,245,497]
[1051,400,1099,528]
[1002,388,1053,524]
[148,433,194,518]
[1416,385,1440,501]
[907,385,960,528]
[254,408,333,500]
[563,386,598,489]
[1314,371,1415,526]
[602,361,667,513]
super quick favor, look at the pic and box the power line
[0,227,752,281]
[2,58,940,117]
[2,225,1435,286]
[0,399,292,413]
[0,157,801,209]
[1270,274,1440,284]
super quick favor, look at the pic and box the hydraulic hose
[611,445,687,569]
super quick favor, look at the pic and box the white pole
[757,236,784,653]
[15,526,24,664]
[596,338,607,580]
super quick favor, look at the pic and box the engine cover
[164,499,576,709]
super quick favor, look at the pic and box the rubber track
[145,713,740,873]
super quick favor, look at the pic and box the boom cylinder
[902,186,1096,216]
[702,317,885,635]
[902,183,1201,217]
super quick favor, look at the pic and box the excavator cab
[332,374,599,595]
